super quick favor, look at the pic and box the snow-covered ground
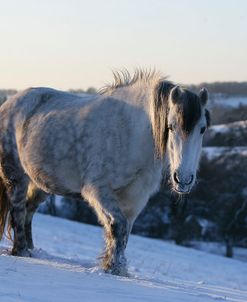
[210,96,247,108]
[1,214,247,302]
[190,241,247,263]
[203,146,247,160]
[207,120,247,134]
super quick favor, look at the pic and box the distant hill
[186,82,247,97]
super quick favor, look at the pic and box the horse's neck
[108,82,155,113]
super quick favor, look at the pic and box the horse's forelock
[177,90,202,135]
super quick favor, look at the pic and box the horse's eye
[168,125,173,131]
[200,126,206,134]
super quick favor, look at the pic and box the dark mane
[152,80,175,158]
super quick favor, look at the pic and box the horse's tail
[0,177,11,240]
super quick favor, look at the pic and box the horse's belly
[20,151,81,195]
[54,161,81,193]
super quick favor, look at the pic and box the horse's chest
[117,164,162,222]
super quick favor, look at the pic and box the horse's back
[0,86,158,199]
[1,87,95,116]
[0,88,99,194]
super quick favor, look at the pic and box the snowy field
[0,213,247,302]
[210,96,247,108]
[202,146,247,160]
[208,121,247,134]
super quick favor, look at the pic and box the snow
[203,146,247,160]
[1,213,247,302]
[208,121,247,135]
[209,124,230,134]
[210,96,247,108]
[189,241,247,263]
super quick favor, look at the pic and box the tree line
[2,81,247,100]
[186,82,247,97]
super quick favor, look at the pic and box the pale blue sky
[1,0,247,90]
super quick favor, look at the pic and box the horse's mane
[99,68,162,94]
[99,68,209,161]
[152,81,175,159]
[99,68,173,159]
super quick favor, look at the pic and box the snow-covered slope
[210,96,247,108]
[203,146,247,160]
[203,120,247,147]
[1,214,247,302]
[208,120,247,134]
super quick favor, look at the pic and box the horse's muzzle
[172,172,195,194]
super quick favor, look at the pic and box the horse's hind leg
[0,152,30,256]
[7,178,30,256]
[82,184,130,276]
[25,182,47,249]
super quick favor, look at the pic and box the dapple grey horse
[0,70,209,275]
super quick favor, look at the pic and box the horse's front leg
[103,210,131,275]
[82,184,130,276]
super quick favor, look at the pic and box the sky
[0,0,247,90]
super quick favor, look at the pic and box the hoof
[104,264,129,277]
[11,248,32,257]
[101,253,128,276]
[27,242,34,250]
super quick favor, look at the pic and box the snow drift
[0,213,247,302]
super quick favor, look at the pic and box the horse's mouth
[173,184,192,195]
[174,188,190,195]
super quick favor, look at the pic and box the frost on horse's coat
[0,70,209,275]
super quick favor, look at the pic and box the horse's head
[166,86,210,194]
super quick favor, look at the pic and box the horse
[0,69,210,276]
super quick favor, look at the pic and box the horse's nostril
[173,172,194,186]
[174,172,180,184]
[174,173,194,185]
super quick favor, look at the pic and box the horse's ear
[199,88,208,106]
[170,86,182,104]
